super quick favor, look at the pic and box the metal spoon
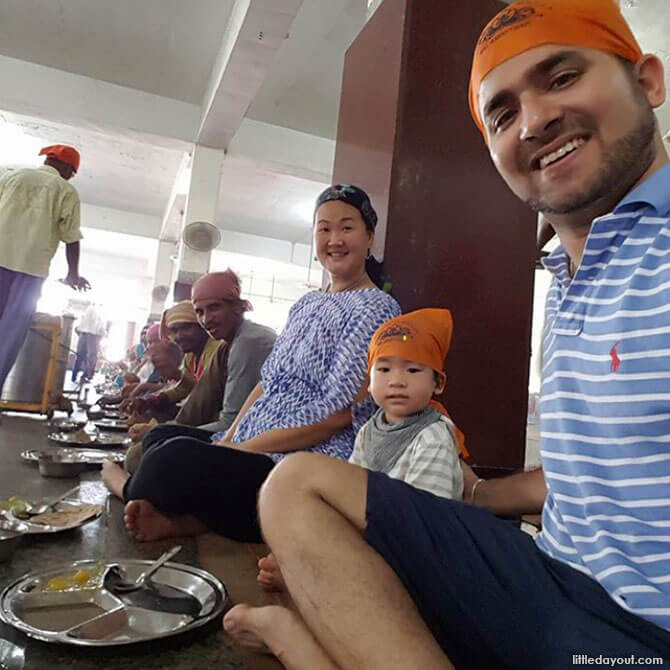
[25,485,80,516]
[105,545,182,593]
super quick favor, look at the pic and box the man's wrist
[471,478,486,505]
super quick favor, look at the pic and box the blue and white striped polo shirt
[537,164,670,632]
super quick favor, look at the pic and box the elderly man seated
[102,268,276,497]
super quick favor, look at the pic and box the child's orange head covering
[368,308,453,374]
[469,0,642,138]
[368,309,469,459]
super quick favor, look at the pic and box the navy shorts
[363,471,670,669]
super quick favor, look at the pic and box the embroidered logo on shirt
[610,342,622,373]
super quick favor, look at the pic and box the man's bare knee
[259,453,368,544]
[259,453,323,525]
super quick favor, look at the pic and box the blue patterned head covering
[314,184,378,232]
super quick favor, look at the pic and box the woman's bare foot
[223,604,337,670]
[101,461,130,499]
[124,500,207,542]
[124,500,181,541]
[257,552,285,593]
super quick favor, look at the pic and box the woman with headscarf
[122,185,401,543]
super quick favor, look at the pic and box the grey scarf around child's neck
[362,405,443,473]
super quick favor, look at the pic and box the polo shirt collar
[540,164,670,281]
[613,163,670,217]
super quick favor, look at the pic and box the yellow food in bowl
[43,565,103,592]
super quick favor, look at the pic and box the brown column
[333,0,537,473]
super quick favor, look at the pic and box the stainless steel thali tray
[0,501,103,535]
[0,559,228,646]
[93,419,128,432]
[21,448,126,464]
[48,432,131,448]
[47,418,87,433]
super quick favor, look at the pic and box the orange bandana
[368,309,469,459]
[368,309,453,374]
[468,0,642,137]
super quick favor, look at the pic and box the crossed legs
[224,453,451,669]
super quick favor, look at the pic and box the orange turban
[39,145,81,172]
[368,308,453,374]
[159,301,200,340]
[469,0,643,137]
[368,309,469,459]
[191,269,252,311]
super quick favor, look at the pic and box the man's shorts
[363,471,670,669]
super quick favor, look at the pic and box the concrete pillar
[149,240,176,320]
[334,0,537,473]
[172,144,225,298]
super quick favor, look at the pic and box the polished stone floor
[0,410,260,669]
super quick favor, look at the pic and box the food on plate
[71,429,93,444]
[30,504,102,528]
[43,564,104,592]
[0,497,29,518]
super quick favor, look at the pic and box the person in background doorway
[0,144,90,395]
[72,303,106,382]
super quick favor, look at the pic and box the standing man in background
[72,303,107,383]
[0,144,90,396]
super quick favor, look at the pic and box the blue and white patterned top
[537,164,670,632]
[232,288,401,463]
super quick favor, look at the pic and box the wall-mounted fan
[152,285,169,301]
[182,221,222,252]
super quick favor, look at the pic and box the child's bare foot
[223,604,337,669]
[124,500,181,541]
[101,461,129,499]
[257,552,285,593]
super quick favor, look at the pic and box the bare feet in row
[223,604,337,669]
[257,552,285,593]
[101,461,130,499]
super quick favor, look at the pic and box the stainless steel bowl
[0,530,22,562]
[37,456,86,478]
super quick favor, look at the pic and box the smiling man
[174,268,276,430]
[221,1,670,668]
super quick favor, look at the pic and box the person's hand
[129,422,152,442]
[60,274,91,291]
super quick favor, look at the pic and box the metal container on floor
[0,313,70,417]
[51,313,75,405]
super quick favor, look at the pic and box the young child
[349,308,466,500]
[256,308,467,593]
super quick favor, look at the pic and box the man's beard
[526,106,656,215]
